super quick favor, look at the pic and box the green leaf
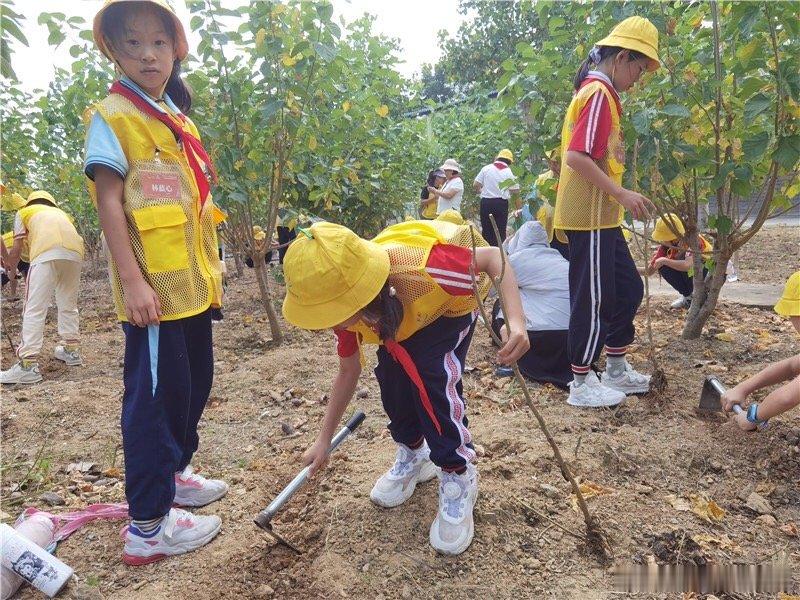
[260,98,283,121]
[742,132,770,160]
[315,3,334,22]
[773,135,800,170]
[743,93,772,121]
[313,42,337,62]
[711,215,732,235]
[661,104,690,118]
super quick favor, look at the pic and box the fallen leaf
[103,467,122,478]
[689,493,725,522]
[665,494,691,511]
[779,522,798,537]
[714,332,734,342]
[694,533,740,553]
[778,594,800,600]
[571,481,613,511]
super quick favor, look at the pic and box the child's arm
[722,355,800,411]
[565,150,655,220]
[303,352,361,475]
[429,186,457,200]
[653,255,692,272]
[474,246,530,364]
[94,166,162,326]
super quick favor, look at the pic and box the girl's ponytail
[362,283,404,342]
[573,57,593,91]
[165,59,193,113]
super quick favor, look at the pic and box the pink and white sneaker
[174,465,229,507]
[123,508,221,566]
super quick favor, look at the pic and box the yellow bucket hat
[496,149,514,163]
[436,209,465,225]
[25,190,58,207]
[595,16,661,72]
[652,213,684,243]
[93,0,189,62]
[774,271,800,317]
[282,222,390,330]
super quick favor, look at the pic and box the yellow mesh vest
[86,94,222,322]
[2,231,30,262]
[554,80,625,231]
[348,220,492,345]
[17,205,84,261]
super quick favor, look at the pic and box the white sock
[606,355,627,378]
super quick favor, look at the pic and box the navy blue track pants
[121,309,213,520]
[565,227,643,368]
[375,313,476,471]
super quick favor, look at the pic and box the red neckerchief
[384,339,442,434]
[110,80,218,205]
[493,161,509,170]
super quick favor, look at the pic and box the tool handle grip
[732,404,743,415]
[707,376,727,396]
[345,410,366,433]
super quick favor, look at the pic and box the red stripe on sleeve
[334,329,359,358]
[568,90,612,161]
[425,244,475,296]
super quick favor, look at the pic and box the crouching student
[0,191,84,384]
[84,0,226,565]
[722,271,800,430]
[492,221,572,388]
[648,213,712,309]
[282,220,528,555]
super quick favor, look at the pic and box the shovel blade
[698,377,723,412]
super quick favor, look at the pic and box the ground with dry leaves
[1,226,798,599]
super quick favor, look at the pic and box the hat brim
[596,34,661,72]
[94,0,189,62]
[774,298,800,317]
[282,239,390,330]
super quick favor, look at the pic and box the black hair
[573,45,646,91]
[27,199,56,207]
[101,2,193,113]
[361,282,404,341]
[426,169,445,187]
[496,157,512,166]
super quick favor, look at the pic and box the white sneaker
[567,371,625,407]
[0,361,42,385]
[670,296,691,309]
[370,442,438,508]
[429,464,478,555]
[123,508,221,566]
[601,361,651,395]
[173,466,229,507]
[54,345,83,366]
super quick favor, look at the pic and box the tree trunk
[252,253,284,345]
[681,254,730,339]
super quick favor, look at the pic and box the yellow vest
[2,231,30,263]
[16,204,84,261]
[348,220,491,345]
[554,80,626,231]
[86,93,222,322]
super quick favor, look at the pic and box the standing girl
[553,17,660,408]
[84,0,226,565]
[282,220,528,555]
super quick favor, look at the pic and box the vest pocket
[131,204,190,273]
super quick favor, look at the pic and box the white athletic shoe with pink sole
[123,508,221,566]
[173,465,229,507]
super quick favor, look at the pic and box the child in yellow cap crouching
[283,219,528,556]
[721,271,800,430]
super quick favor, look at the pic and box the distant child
[84,0,226,565]
[0,191,84,384]
[722,271,800,430]
[427,159,464,214]
[419,169,445,219]
[282,219,528,556]
[554,16,660,408]
[647,213,712,309]
[473,149,521,247]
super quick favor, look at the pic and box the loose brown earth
[1,227,798,600]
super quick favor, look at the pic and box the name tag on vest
[140,171,182,200]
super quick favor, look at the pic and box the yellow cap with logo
[282,222,390,330]
[652,213,684,243]
[25,190,58,207]
[595,16,661,72]
[774,271,800,317]
[496,149,514,163]
[93,0,189,62]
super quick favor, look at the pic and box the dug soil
[1,226,798,599]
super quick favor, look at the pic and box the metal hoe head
[698,376,725,412]
[254,513,302,554]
